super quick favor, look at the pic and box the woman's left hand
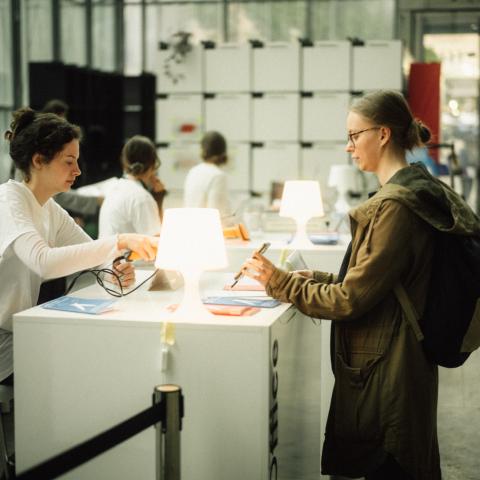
[110,260,136,288]
[241,252,276,287]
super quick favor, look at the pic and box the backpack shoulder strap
[393,283,425,342]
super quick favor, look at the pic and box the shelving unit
[154,40,403,206]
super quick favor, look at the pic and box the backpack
[394,231,480,368]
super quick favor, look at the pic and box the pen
[230,242,271,288]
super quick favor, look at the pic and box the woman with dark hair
[0,109,157,385]
[99,135,165,237]
[241,90,480,479]
[183,131,231,220]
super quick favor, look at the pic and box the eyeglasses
[347,127,380,147]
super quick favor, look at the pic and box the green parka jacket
[266,163,480,480]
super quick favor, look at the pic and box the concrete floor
[2,350,480,479]
[437,349,480,480]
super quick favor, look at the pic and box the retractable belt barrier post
[15,384,184,480]
[154,384,184,480]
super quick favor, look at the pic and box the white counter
[14,272,324,480]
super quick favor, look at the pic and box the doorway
[415,10,480,212]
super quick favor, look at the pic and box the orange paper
[167,304,259,316]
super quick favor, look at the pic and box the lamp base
[169,270,215,322]
[334,193,351,215]
[288,221,314,249]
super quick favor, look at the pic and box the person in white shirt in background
[0,108,158,386]
[99,135,165,237]
[184,131,232,223]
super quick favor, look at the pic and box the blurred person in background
[99,135,165,237]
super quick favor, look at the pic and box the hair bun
[10,107,37,138]
[127,162,145,175]
[416,120,431,144]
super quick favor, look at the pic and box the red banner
[408,62,441,161]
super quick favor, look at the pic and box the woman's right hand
[241,252,277,287]
[117,234,158,262]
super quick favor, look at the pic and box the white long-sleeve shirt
[0,180,119,381]
[98,177,161,237]
[183,163,231,219]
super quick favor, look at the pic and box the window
[228,1,306,43]
[60,0,87,66]
[93,1,116,71]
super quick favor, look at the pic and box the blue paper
[309,233,339,245]
[41,296,117,315]
[203,296,281,308]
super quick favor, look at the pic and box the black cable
[16,402,165,480]
[65,267,159,298]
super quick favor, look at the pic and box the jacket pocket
[333,350,385,442]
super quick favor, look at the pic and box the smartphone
[230,242,271,287]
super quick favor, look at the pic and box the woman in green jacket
[242,90,479,479]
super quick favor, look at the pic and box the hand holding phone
[230,242,271,288]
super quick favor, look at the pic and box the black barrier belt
[16,402,164,480]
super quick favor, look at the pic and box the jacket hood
[350,162,480,236]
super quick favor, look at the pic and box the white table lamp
[328,164,358,214]
[279,180,324,248]
[155,208,228,320]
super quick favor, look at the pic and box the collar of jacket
[349,163,480,236]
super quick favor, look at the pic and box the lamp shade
[155,208,227,272]
[328,164,357,192]
[279,180,324,221]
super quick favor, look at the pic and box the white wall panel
[156,45,204,94]
[252,143,300,193]
[302,93,350,142]
[205,44,251,93]
[158,142,200,191]
[205,94,251,142]
[253,42,300,92]
[352,40,402,91]
[303,41,351,92]
[252,94,299,142]
[156,94,203,143]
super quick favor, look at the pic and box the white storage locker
[156,45,204,94]
[252,94,300,142]
[252,143,300,193]
[301,143,349,212]
[157,142,199,190]
[302,41,351,92]
[352,40,402,91]
[224,142,250,191]
[156,94,203,143]
[301,93,350,142]
[205,94,251,142]
[205,43,251,93]
[253,42,301,92]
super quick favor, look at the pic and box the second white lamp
[155,208,228,320]
[279,180,324,248]
[328,164,358,214]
